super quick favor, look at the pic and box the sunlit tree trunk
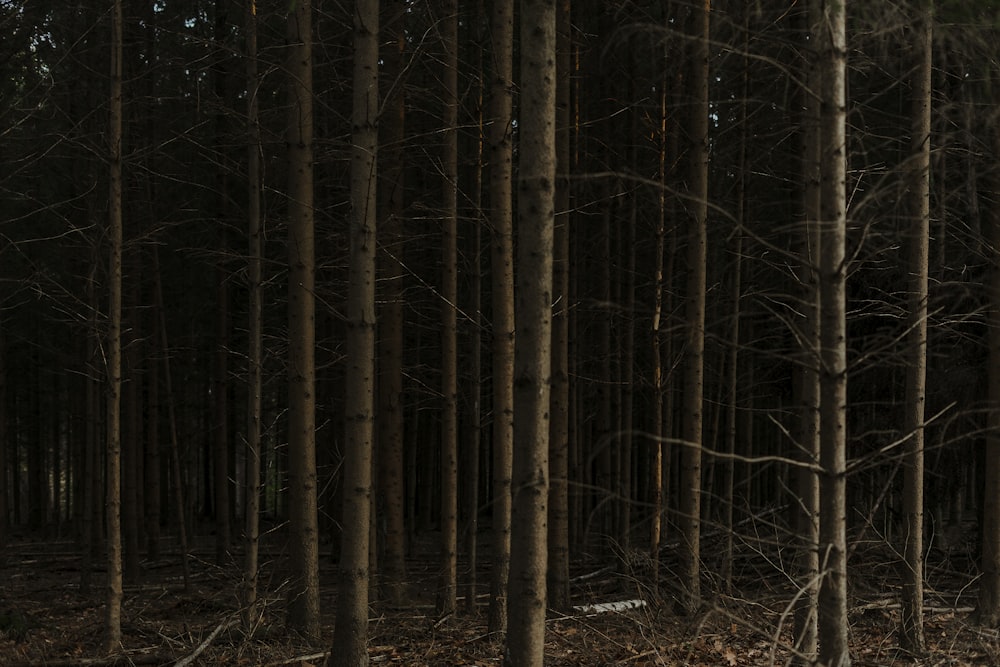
[487,0,515,635]
[817,0,850,663]
[438,0,459,617]
[546,0,572,613]
[900,0,931,652]
[104,0,124,650]
[678,0,710,616]
[505,0,556,661]
[331,0,378,663]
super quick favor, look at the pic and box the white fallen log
[573,598,647,614]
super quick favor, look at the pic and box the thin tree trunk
[793,1,822,659]
[212,0,232,569]
[242,0,263,634]
[122,296,141,585]
[438,0,459,618]
[152,248,192,591]
[104,0,124,649]
[505,0,556,660]
[81,260,99,595]
[331,0,378,663]
[900,0,931,652]
[678,0,710,617]
[650,43,669,585]
[817,0,850,663]
[487,0,515,635]
[462,9,485,611]
[546,0,572,613]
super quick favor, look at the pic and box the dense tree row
[3,0,1000,664]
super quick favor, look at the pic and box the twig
[173,616,236,667]
[262,650,330,666]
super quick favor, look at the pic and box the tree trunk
[792,1,822,661]
[0,319,6,548]
[546,0,571,613]
[104,0,124,649]
[900,0,931,652]
[331,0,378,663]
[487,0,515,636]
[504,0,556,663]
[242,0,263,633]
[122,295,142,585]
[212,0,232,570]
[376,0,408,608]
[284,0,321,641]
[817,0,850,663]
[462,9,485,612]
[977,67,1000,630]
[678,0,710,617]
[438,0,459,618]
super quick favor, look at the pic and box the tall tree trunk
[793,1,822,659]
[487,0,515,635]
[546,0,572,613]
[212,0,232,569]
[122,294,142,585]
[214,262,231,566]
[817,0,850,663]
[678,0,710,616]
[104,0,124,649]
[900,0,931,652]
[462,7,485,612]
[505,0,555,663]
[242,0,263,634]
[81,260,100,595]
[977,68,1000,630]
[331,0,378,663]
[285,0,321,640]
[377,0,408,608]
[650,42,670,585]
[151,248,192,592]
[438,0,459,618]
[0,319,6,548]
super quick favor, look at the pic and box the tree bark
[104,0,124,650]
[376,0,408,608]
[817,0,850,663]
[793,1,822,659]
[438,0,459,618]
[678,0,710,617]
[242,0,263,634]
[331,0,378,663]
[978,64,1000,631]
[285,0,321,640]
[487,0,515,636]
[546,0,572,613]
[504,0,556,663]
[900,0,931,652]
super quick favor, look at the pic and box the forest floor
[0,527,998,666]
